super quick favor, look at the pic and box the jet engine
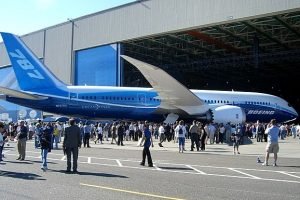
[207,105,246,124]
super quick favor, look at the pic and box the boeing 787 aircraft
[0,32,298,124]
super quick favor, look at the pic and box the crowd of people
[0,118,299,171]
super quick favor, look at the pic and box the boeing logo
[247,110,275,115]
[9,49,45,80]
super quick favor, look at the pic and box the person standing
[0,122,5,162]
[83,123,91,148]
[53,124,60,149]
[110,122,117,144]
[158,123,165,147]
[117,122,125,146]
[140,122,154,167]
[16,121,28,161]
[40,125,52,171]
[175,120,187,153]
[103,123,109,141]
[189,120,199,151]
[262,119,280,167]
[208,123,216,144]
[231,126,241,155]
[34,123,42,149]
[219,123,225,144]
[63,119,81,173]
[199,123,207,151]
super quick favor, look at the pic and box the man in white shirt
[262,119,280,167]
[158,124,165,147]
[208,123,216,144]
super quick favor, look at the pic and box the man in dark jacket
[63,119,81,173]
[16,121,28,160]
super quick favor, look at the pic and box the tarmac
[87,136,300,159]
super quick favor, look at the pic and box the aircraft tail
[0,32,67,93]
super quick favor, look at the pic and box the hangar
[0,0,299,120]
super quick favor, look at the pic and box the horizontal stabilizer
[0,87,47,100]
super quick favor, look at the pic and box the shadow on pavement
[0,170,46,180]
[50,169,128,178]
[277,165,300,168]
[158,166,193,171]
[4,160,33,165]
[29,160,58,165]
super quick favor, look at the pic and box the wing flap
[0,87,47,100]
[121,55,208,115]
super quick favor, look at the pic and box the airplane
[0,32,298,124]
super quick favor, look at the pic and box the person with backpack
[40,123,52,171]
[175,120,187,153]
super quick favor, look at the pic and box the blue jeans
[41,149,48,168]
[179,137,185,147]
[0,145,3,161]
[53,136,59,149]
[35,135,40,148]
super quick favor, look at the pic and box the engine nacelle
[208,105,246,124]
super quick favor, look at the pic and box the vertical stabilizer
[0,32,67,93]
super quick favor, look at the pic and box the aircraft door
[68,92,78,109]
[138,93,146,106]
[69,92,77,99]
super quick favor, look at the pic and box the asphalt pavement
[0,137,300,200]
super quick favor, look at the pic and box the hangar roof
[122,11,300,115]
[123,10,300,70]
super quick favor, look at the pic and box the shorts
[266,143,279,154]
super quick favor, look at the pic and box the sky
[0,0,135,36]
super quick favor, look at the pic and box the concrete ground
[0,136,299,200]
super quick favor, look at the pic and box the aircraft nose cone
[291,108,298,120]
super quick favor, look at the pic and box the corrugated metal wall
[44,24,72,84]
[1,0,299,83]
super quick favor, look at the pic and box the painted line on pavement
[279,172,300,179]
[80,183,186,200]
[186,165,206,174]
[88,157,92,164]
[154,164,162,171]
[228,168,261,179]
[116,159,123,167]
[5,152,300,184]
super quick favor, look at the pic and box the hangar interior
[122,10,300,116]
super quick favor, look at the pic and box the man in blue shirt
[140,121,154,167]
[262,119,280,167]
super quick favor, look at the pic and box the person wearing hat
[63,118,81,173]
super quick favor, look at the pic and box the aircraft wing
[121,55,208,115]
[0,87,48,100]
